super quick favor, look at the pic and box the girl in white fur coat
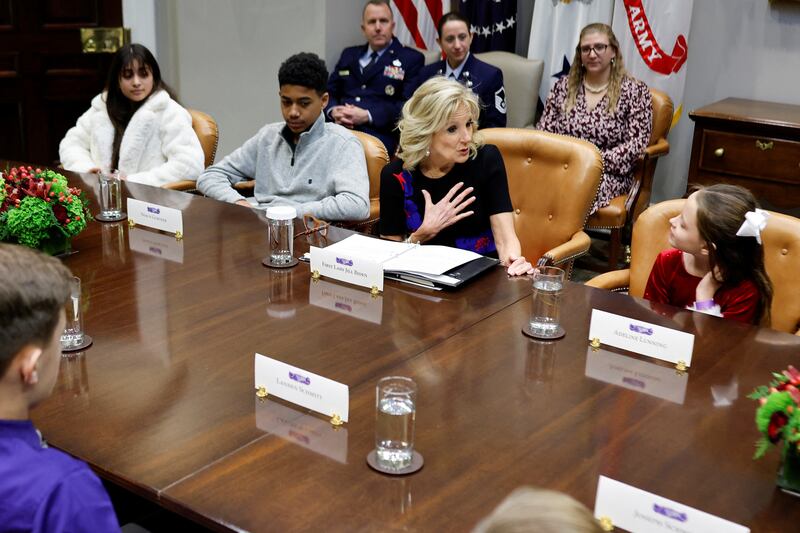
[59,44,204,187]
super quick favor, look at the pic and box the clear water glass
[60,276,84,349]
[99,170,123,219]
[375,376,417,470]
[267,206,296,265]
[530,266,565,338]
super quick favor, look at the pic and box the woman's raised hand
[415,182,475,242]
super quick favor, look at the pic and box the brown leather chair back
[627,199,684,298]
[480,128,602,263]
[648,88,673,147]
[630,88,673,221]
[762,212,800,334]
[350,130,389,223]
[188,109,219,168]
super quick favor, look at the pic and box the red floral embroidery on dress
[537,76,653,214]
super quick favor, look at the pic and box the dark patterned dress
[379,144,513,255]
[537,76,653,214]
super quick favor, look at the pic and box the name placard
[255,397,347,463]
[309,279,383,324]
[128,227,184,263]
[127,198,183,235]
[594,476,749,533]
[255,354,349,422]
[309,245,384,292]
[585,347,687,404]
[588,309,694,367]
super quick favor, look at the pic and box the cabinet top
[689,98,800,129]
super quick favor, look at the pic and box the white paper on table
[324,235,481,276]
[324,234,414,264]
[383,245,482,276]
[594,476,749,533]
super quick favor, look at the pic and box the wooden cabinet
[688,98,800,215]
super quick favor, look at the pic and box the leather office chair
[481,128,602,277]
[162,109,219,192]
[474,51,544,128]
[586,88,673,269]
[335,130,389,233]
[586,199,800,334]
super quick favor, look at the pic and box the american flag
[390,0,451,52]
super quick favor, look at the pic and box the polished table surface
[28,169,530,492]
[27,169,800,532]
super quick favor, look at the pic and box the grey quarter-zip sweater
[197,113,369,221]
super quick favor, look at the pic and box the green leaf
[748,386,770,400]
[754,438,771,459]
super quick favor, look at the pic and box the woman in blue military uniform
[326,0,424,156]
[405,11,506,129]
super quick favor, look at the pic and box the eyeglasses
[580,44,609,55]
[294,214,330,239]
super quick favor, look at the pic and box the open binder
[319,234,499,290]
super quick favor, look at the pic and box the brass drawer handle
[714,148,724,157]
[755,140,774,151]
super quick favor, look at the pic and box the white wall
[137,0,364,160]
[653,0,800,202]
[324,0,366,69]
[122,0,158,58]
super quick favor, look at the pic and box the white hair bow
[735,208,769,244]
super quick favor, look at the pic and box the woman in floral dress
[537,23,652,214]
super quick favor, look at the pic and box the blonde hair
[397,76,483,170]
[565,23,627,115]
[473,487,603,533]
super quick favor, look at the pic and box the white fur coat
[59,90,204,187]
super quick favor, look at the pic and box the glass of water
[98,170,123,220]
[529,266,565,339]
[60,276,84,350]
[375,376,417,471]
[266,206,297,266]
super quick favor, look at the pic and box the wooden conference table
[26,169,800,532]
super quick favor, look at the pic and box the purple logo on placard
[653,504,687,523]
[336,257,353,267]
[622,377,645,389]
[289,371,310,385]
[629,323,654,336]
[335,302,353,312]
[147,206,160,214]
[148,247,163,255]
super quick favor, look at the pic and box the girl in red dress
[644,185,773,325]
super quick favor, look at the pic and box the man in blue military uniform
[405,12,506,129]
[326,0,424,156]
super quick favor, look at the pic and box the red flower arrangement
[750,366,800,452]
[0,165,92,252]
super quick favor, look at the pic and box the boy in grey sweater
[197,53,370,221]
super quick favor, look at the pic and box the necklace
[583,80,610,94]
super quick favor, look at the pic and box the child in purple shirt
[0,244,119,532]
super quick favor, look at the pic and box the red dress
[643,249,760,324]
